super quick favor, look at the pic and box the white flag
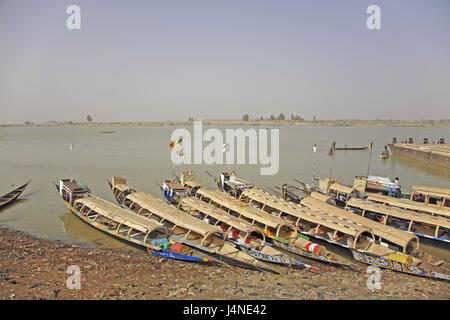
[313,144,317,153]
[222,143,230,153]
[70,143,73,150]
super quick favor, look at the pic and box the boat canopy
[302,195,419,253]
[240,188,374,241]
[179,197,264,238]
[124,192,223,238]
[328,183,355,195]
[195,188,293,230]
[346,198,450,229]
[367,194,450,218]
[411,185,450,199]
[74,196,167,236]
[184,180,203,189]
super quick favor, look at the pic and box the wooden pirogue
[304,192,420,254]
[345,197,450,243]
[176,196,315,269]
[0,181,30,209]
[54,179,211,263]
[178,173,344,266]
[215,172,450,280]
[109,177,278,273]
[303,193,450,280]
[410,185,450,208]
[367,194,450,219]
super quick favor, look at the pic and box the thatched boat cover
[184,180,203,189]
[75,196,166,235]
[328,183,354,195]
[113,183,136,194]
[310,192,332,202]
[196,188,293,230]
[302,196,419,251]
[347,198,450,229]
[241,188,372,238]
[412,185,450,199]
[367,194,450,218]
[179,197,261,235]
[125,192,222,237]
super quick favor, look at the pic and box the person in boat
[196,212,204,220]
[394,177,400,188]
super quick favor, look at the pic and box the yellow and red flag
[169,137,183,149]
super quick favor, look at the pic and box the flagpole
[312,144,317,187]
[329,156,333,182]
[366,142,373,177]
[328,142,335,182]
[69,143,73,180]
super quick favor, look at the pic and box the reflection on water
[60,212,137,251]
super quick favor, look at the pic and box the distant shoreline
[2,120,450,128]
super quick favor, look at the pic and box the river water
[0,125,449,260]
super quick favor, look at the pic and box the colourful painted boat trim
[238,245,316,269]
[268,239,344,265]
[350,249,450,281]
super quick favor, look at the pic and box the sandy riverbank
[0,226,448,300]
[2,120,450,128]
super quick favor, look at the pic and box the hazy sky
[1,0,449,123]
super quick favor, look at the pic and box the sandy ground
[1,226,449,300]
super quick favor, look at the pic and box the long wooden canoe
[109,178,278,273]
[367,193,450,219]
[345,197,450,243]
[175,195,316,269]
[55,179,211,263]
[0,181,30,209]
[334,146,368,150]
[209,172,450,280]
[178,176,345,266]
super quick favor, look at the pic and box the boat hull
[64,201,210,263]
[266,236,345,266]
[0,181,30,209]
[350,249,450,281]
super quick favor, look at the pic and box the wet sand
[1,226,448,300]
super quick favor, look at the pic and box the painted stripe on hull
[351,249,450,281]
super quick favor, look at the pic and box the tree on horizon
[242,114,249,121]
[86,115,92,122]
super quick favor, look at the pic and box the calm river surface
[1,125,449,259]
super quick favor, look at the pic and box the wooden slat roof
[113,183,136,193]
[179,197,260,235]
[184,180,203,189]
[347,198,450,229]
[302,196,418,250]
[328,183,355,194]
[75,196,165,235]
[125,192,222,237]
[367,194,450,218]
[196,188,293,229]
[412,185,450,198]
[241,188,372,238]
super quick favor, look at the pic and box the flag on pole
[70,143,73,150]
[176,147,184,157]
[169,137,183,149]
[327,142,335,156]
[222,143,230,153]
[313,144,317,153]
[368,142,373,150]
